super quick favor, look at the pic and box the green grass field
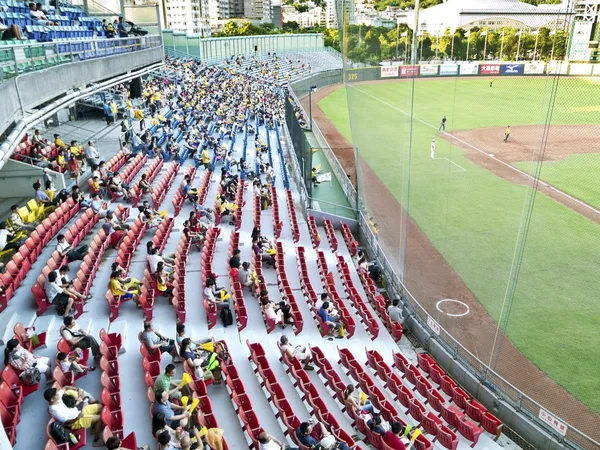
[319,77,600,413]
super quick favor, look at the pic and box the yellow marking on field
[573,105,600,112]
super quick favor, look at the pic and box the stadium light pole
[516,30,522,61]
[308,85,317,131]
[411,0,420,65]
[499,30,505,61]
[396,20,400,58]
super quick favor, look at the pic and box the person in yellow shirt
[126,99,133,109]
[201,147,210,170]
[56,149,66,170]
[109,271,140,307]
[150,114,159,127]
[110,101,118,115]
[157,113,167,123]
[504,126,511,143]
[54,133,66,148]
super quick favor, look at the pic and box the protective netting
[328,0,600,448]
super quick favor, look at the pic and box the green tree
[364,30,381,57]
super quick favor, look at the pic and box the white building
[163,0,211,35]
[282,4,326,27]
[418,0,574,35]
[244,0,273,22]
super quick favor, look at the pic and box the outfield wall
[292,68,600,450]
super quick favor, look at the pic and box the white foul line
[349,85,600,218]
[432,156,466,172]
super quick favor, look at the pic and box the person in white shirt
[44,386,103,445]
[147,247,172,274]
[0,222,20,251]
[44,271,75,317]
[84,141,99,167]
[387,298,405,325]
[56,234,88,262]
[257,431,289,450]
[203,278,228,309]
[278,335,313,371]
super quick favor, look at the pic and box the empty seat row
[323,219,338,252]
[340,223,358,257]
[270,186,283,239]
[335,254,380,340]
[151,162,179,209]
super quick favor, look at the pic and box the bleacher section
[224,51,343,86]
[0,57,515,450]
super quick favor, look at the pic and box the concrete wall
[0,46,164,136]
[0,160,66,198]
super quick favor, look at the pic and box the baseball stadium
[0,0,599,449]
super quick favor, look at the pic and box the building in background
[244,0,273,21]
[282,2,326,27]
[163,0,211,34]
[418,0,574,35]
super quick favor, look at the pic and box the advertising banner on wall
[569,63,593,75]
[381,66,399,78]
[501,64,524,75]
[400,65,419,77]
[420,65,439,76]
[568,21,593,61]
[480,64,501,75]
[439,64,459,76]
[459,63,479,75]
[547,61,569,75]
[524,61,545,74]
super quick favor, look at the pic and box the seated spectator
[318,301,343,340]
[152,389,190,429]
[258,431,294,450]
[261,297,285,328]
[111,261,141,290]
[142,321,179,360]
[383,421,414,450]
[147,247,173,274]
[343,384,376,415]
[55,265,93,302]
[44,271,75,317]
[180,338,219,383]
[238,261,256,295]
[71,186,91,208]
[229,249,241,269]
[182,220,204,251]
[57,351,95,375]
[4,338,52,380]
[110,270,141,307]
[156,262,174,299]
[61,316,101,359]
[106,435,149,450]
[295,422,349,450]
[34,181,59,206]
[84,140,99,167]
[2,24,23,40]
[9,204,36,231]
[103,213,127,249]
[138,173,154,195]
[252,236,275,267]
[153,363,184,401]
[152,412,205,448]
[203,278,229,309]
[367,413,387,436]
[30,2,57,25]
[44,387,104,446]
[215,195,236,226]
[0,222,23,252]
[146,241,176,264]
[387,298,405,325]
[355,250,382,283]
[278,335,313,371]
[56,233,88,262]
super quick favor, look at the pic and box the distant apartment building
[163,0,211,34]
[244,0,273,22]
[282,3,326,28]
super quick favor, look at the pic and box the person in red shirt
[383,422,414,450]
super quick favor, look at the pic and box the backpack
[220,307,233,327]
[19,366,41,385]
[50,421,73,445]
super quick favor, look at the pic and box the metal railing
[287,69,600,450]
[0,34,162,81]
